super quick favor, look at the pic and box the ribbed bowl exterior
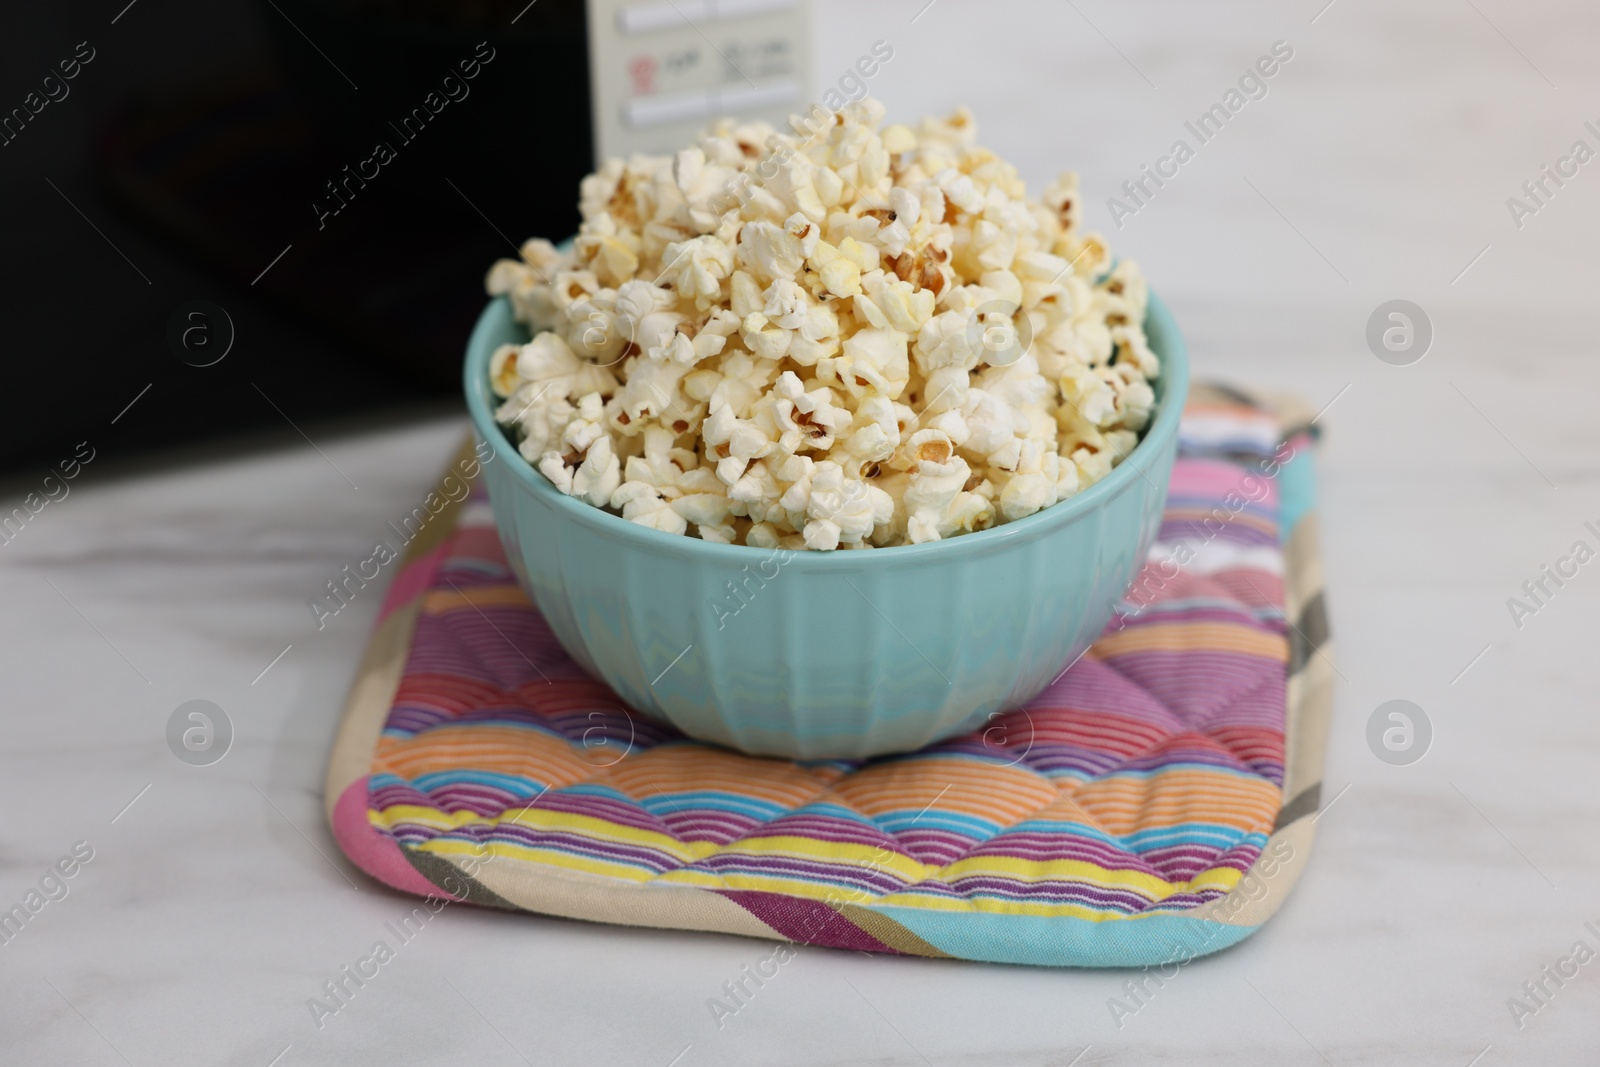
[466,294,1188,759]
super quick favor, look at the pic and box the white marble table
[6,1,1600,1063]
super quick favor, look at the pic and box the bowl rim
[463,289,1188,570]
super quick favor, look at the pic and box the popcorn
[488,108,1160,549]
[738,220,809,285]
[612,480,689,535]
[488,344,521,398]
[831,327,910,400]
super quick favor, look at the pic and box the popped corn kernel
[489,106,1161,548]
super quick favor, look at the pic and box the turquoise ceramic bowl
[464,293,1188,759]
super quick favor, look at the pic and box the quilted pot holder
[324,385,1331,967]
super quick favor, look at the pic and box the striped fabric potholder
[324,386,1331,967]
